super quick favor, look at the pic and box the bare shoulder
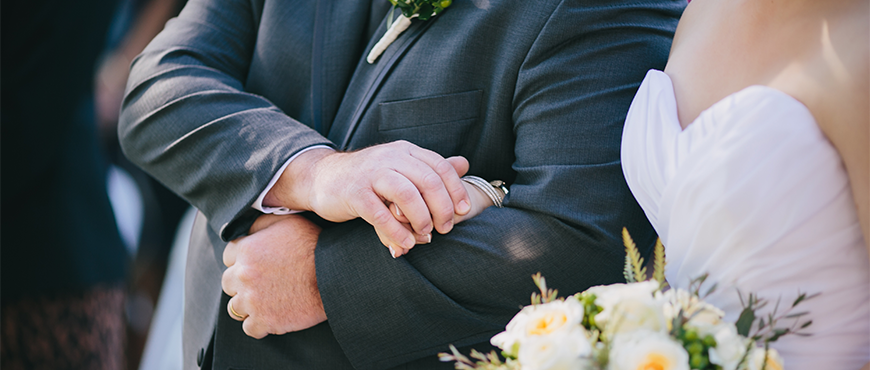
[808,1,869,246]
[665,0,870,244]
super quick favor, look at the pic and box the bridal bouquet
[440,229,814,370]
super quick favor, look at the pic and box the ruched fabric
[621,70,870,369]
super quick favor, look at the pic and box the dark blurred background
[1,0,191,368]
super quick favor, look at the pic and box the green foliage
[676,327,718,370]
[735,288,817,359]
[530,272,558,305]
[438,345,518,370]
[622,228,647,283]
[623,253,634,283]
[735,306,757,337]
[577,291,602,332]
[387,0,452,21]
[621,228,668,286]
[652,238,666,286]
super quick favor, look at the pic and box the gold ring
[229,301,246,320]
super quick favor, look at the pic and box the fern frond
[622,228,646,282]
[652,238,666,285]
[623,254,635,283]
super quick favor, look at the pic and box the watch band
[461,175,508,208]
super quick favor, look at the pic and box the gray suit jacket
[119,0,683,369]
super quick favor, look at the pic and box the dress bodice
[621,70,869,368]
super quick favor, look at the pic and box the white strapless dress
[621,70,870,368]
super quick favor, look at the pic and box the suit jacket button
[197,348,205,367]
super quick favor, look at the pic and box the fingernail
[395,206,402,217]
[403,237,415,249]
[458,199,470,214]
[442,220,453,233]
[388,246,397,258]
[422,224,433,235]
[426,233,432,243]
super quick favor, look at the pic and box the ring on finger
[229,301,246,320]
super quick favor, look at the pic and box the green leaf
[386,5,396,29]
[768,328,790,342]
[652,238,666,285]
[623,254,635,283]
[670,309,684,337]
[418,3,433,20]
[792,292,820,307]
[735,307,756,337]
[622,228,646,282]
[784,311,809,319]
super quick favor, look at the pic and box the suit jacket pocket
[378,90,482,156]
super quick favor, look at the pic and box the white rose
[491,299,585,357]
[517,327,592,370]
[655,288,724,332]
[607,297,667,334]
[743,347,784,370]
[587,281,659,330]
[609,330,690,370]
[704,323,749,370]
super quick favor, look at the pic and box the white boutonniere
[366,0,453,64]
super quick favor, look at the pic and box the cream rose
[586,281,660,331]
[491,299,586,357]
[655,288,724,332]
[609,330,690,370]
[704,323,749,370]
[744,347,784,370]
[517,328,592,370]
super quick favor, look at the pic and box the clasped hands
[221,140,492,338]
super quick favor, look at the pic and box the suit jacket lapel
[327,12,438,149]
[311,0,376,136]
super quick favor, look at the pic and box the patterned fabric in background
[1,285,126,370]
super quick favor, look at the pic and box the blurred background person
[1,0,129,368]
[1,0,186,368]
[94,0,187,366]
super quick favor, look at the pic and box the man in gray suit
[119,0,683,369]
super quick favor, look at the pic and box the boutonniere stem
[366,0,452,64]
[367,14,415,64]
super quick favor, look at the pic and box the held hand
[267,141,471,255]
[221,214,326,339]
[385,180,495,257]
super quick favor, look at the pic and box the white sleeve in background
[252,145,334,214]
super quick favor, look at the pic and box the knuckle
[433,158,453,175]
[235,266,258,285]
[432,205,453,221]
[420,171,444,192]
[394,186,418,204]
[370,208,395,227]
[221,271,232,290]
[371,167,392,180]
[351,184,372,201]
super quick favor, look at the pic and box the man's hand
[264,141,471,257]
[221,214,326,339]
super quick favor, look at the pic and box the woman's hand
[384,179,497,258]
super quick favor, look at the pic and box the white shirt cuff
[252,145,333,214]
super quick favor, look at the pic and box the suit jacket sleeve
[118,0,334,240]
[313,1,681,369]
